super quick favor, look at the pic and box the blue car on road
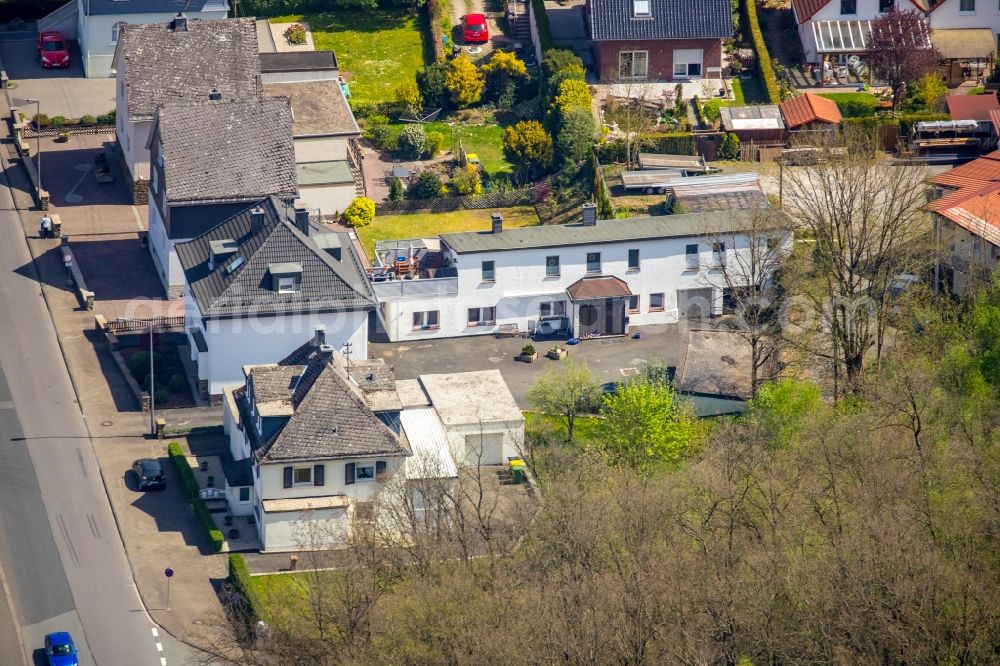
[44,632,78,666]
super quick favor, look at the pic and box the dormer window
[208,239,238,270]
[269,262,303,293]
[633,0,650,15]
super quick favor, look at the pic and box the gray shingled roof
[235,353,410,464]
[588,0,733,41]
[175,197,376,318]
[118,17,260,120]
[157,98,297,202]
[441,209,784,254]
[88,1,229,15]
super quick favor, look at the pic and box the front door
[604,298,625,335]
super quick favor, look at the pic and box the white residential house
[397,370,525,467]
[927,150,1000,295]
[372,205,791,341]
[148,97,298,297]
[791,0,998,80]
[38,1,230,78]
[176,196,376,401]
[112,16,261,203]
[261,51,365,217]
[221,333,468,551]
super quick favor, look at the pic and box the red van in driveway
[462,14,489,44]
[38,31,70,69]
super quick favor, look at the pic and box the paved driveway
[1,39,116,118]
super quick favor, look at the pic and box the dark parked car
[44,631,78,666]
[132,458,166,490]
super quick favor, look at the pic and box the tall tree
[864,7,940,113]
[527,359,600,442]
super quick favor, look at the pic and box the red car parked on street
[38,31,70,69]
[462,14,489,44]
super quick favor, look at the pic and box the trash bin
[510,459,525,484]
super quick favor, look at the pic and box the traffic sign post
[164,567,174,610]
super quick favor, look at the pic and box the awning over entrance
[931,29,996,61]
[811,20,872,53]
[566,276,631,301]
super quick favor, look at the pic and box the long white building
[372,205,790,342]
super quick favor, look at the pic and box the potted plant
[547,345,568,360]
[56,129,70,142]
[516,344,537,363]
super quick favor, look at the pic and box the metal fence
[105,316,186,335]
[23,124,116,139]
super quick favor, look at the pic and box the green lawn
[525,412,602,448]
[269,10,429,105]
[817,92,879,117]
[357,206,539,259]
[386,119,513,176]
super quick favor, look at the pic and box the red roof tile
[779,93,842,129]
[790,0,831,23]
[928,154,1000,248]
[945,93,1000,122]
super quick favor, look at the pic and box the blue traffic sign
[164,567,174,578]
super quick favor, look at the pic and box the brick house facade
[593,37,723,82]
[587,0,732,83]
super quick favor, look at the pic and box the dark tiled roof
[157,99,298,202]
[236,353,410,463]
[260,51,338,72]
[222,455,254,487]
[88,1,229,15]
[119,18,260,120]
[567,276,632,300]
[589,0,732,41]
[175,197,376,318]
[250,365,304,404]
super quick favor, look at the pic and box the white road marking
[161,659,167,666]
[151,627,158,637]
[63,164,92,204]
[156,642,163,651]
[130,205,145,232]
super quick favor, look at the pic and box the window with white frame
[293,467,312,485]
[482,260,495,282]
[841,0,857,14]
[878,0,892,11]
[112,21,126,44]
[356,463,376,482]
[712,242,727,266]
[628,248,640,270]
[239,487,250,502]
[628,295,640,312]
[673,49,703,78]
[649,293,665,311]
[586,252,601,273]
[467,306,496,325]
[545,255,560,277]
[412,310,440,329]
[276,276,297,293]
[685,243,700,269]
[619,51,648,79]
[540,301,566,317]
[633,0,650,15]
[959,0,974,10]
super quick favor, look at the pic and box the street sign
[164,567,174,578]
[63,254,72,266]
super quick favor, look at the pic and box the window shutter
[375,460,387,479]
[345,462,355,485]
[313,464,325,486]
[283,466,293,488]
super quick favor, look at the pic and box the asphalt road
[0,168,174,663]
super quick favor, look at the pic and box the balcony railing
[372,276,458,299]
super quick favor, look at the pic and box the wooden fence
[375,187,534,215]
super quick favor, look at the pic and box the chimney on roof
[170,12,188,32]
[294,208,311,237]
[208,88,222,101]
[491,212,503,234]
[313,325,326,347]
[319,344,334,363]
[582,202,597,226]
[250,207,266,234]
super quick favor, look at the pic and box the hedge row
[228,554,264,624]
[841,112,950,136]
[599,132,696,163]
[427,0,446,62]
[743,0,780,104]
[168,442,225,553]
[531,0,554,52]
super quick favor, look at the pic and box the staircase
[507,1,536,68]
[347,139,366,197]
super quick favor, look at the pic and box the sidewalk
[1,106,232,652]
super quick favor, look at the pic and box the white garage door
[673,48,703,78]
[464,433,504,466]
[263,507,349,551]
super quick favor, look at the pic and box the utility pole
[343,341,353,369]
[149,326,156,436]
[26,98,41,194]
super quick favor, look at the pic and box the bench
[496,323,522,338]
